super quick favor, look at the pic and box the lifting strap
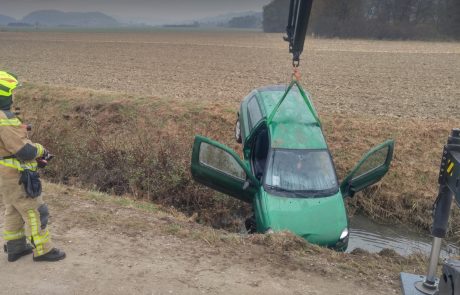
[267,67,321,128]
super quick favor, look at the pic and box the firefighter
[0,71,65,262]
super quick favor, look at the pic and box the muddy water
[347,215,459,257]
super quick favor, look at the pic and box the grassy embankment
[14,83,460,242]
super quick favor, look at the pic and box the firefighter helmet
[0,71,19,97]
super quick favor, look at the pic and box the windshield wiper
[266,185,290,192]
[293,187,339,196]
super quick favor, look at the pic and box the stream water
[347,215,459,257]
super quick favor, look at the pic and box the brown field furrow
[0,30,459,294]
[0,31,458,120]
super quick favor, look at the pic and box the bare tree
[263,0,460,39]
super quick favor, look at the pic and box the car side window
[247,96,262,130]
[352,146,389,181]
[199,142,246,181]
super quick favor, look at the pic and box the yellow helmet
[0,71,19,97]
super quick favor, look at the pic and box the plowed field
[0,31,459,119]
[0,30,459,294]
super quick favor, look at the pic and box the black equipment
[284,0,314,67]
[401,129,460,295]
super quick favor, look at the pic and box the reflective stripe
[28,210,39,236]
[32,230,49,245]
[0,158,21,170]
[3,229,25,241]
[447,162,454,174]
[0,158,37,171]
[27,210,49,256]
[0,118,21,126]
[35,143,44,158]
[0,84,10,96]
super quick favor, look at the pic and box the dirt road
[0,183,401,295]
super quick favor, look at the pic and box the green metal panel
[257,83,326,150]
[340,140,395,198]
[254,191,348,247]
[265,82,320,127]
[191,136,259,203]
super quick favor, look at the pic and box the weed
[165,223,182,235]
[13,84,460,240]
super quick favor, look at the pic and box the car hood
[260,191,348,247]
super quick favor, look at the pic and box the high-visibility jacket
[0,110,45,173]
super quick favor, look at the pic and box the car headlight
[340,228,349,240]
[335,228,350,252]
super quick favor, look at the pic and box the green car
[191,81,394,250]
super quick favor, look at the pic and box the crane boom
[285,0,314,66]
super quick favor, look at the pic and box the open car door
[340,140,394,198]
[191,136,259,203]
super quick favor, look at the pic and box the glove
[36,150,54,168]
[42,150,54,162]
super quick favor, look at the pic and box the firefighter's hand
[36,158,48,168]
[42,149,54,162]
[37,150,54,168]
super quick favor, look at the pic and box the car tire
[235,117,242,143]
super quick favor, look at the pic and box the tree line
[263,0,460,40]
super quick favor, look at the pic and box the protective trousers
[0,168,53,257]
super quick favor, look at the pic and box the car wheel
[235,117,242,143]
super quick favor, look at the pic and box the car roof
[254,85,327,150]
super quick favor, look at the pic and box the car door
[191,135,259,203]
[340,140,394,198]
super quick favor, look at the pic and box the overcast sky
[1,0,272,24]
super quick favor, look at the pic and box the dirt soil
[0,31,459,294]
[0,183,414,295]
[0,31,458,119]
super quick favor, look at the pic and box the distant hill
[22,10,120,27]
[0,14,16,25]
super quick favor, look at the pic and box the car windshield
[264,149,338,196]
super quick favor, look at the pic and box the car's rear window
[264,149,338,196]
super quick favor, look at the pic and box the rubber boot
[4,237,34,262]
[33,248,66,262]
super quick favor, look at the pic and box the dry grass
[1,31,458,239]
[12,82,460,243]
